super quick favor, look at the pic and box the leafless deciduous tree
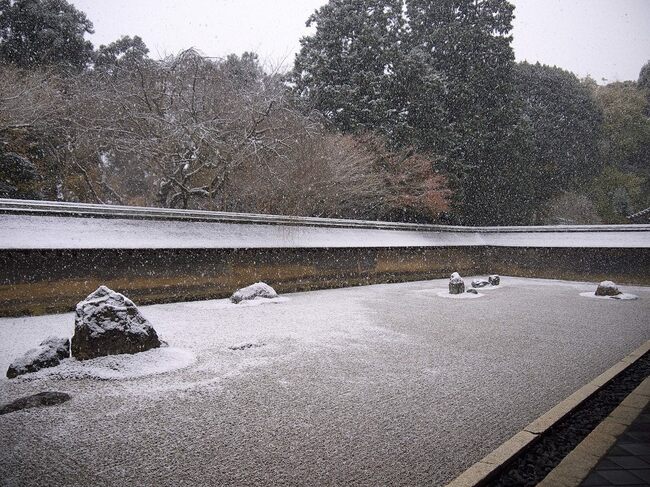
[0,51,450,221]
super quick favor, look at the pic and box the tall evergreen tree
[406,0,522,224]
[94,35,149,75]
[294,0,531,224]
[0,0,94,70]
[514,62,603,216]
[293,0,406,134]
[293,0,450,149]
[639,60,650,92]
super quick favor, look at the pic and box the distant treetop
[639,60,650,91]
[0,0,94,70]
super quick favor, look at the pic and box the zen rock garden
[448,272,500,295]
[5,277,635,381]
[6,282,280,380]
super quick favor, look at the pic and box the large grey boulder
[71,286,161,360]
[6,337,70,379]
[488,275,500,286]
[230,282,278,304]
[449,272,465,295]
[595,281,622,297]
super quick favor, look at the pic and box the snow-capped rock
[6,336,70,379]
[71,286,161,360]
[595,281,622,297]
[471,279,490,288]
[230,282,278,304]
[449,272,465,295]
[489,275,500,286]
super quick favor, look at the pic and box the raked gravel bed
[1,277,648,486]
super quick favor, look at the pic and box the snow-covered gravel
[12,347,196,381]
[579,292,639,300]
[434,289,485,299]
[0,277,648,486]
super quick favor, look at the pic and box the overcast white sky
[71,0,650,83]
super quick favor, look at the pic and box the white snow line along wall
[1,199,649,250]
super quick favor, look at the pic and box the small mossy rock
[71,286,161,360]
[449,272,465,295]
[466,289,479,294]
[595,281,622,297]
[230,282,278,304]
[7,337,70,379]
[0,392,71,415]
[488,275,500,286]
[471,279,490,288]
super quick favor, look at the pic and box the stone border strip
[538,375,650,486]
[446,340,650,487]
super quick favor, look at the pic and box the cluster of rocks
[7,281,280,379]
[6,286,162,378]
[448,273,500,295]
[470,275,500,288]
[447,275,628,301]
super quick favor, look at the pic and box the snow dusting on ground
[418,288,486,299]
[579,292,639,300]
[436,290,484,299]
[14,347,196,381]
[180,296,290,310]
[1,277,648,486]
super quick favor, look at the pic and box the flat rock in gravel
[0,392,71,415]
[471,279,490,288]
[230,282,278,304]
[71,286,161,360]
[6,337,70,379]
[229,342,264,351]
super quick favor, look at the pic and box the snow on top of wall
[1,214,648,249]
